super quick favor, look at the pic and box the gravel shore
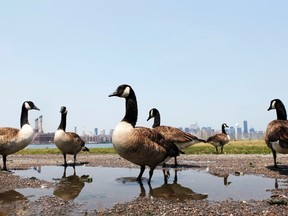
[1,153,288,215]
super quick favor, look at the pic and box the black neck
[122,90,138,127]
[20,104,29,127]
[58,112,67,131]
[276,102,287,120]
[221,125,227,135]
[152,112,161,128]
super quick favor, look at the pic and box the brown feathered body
[54,130,85,155]
[0,126,34,155]
[113,122,172,167]
[265,120,288,154]
[206,133,230,148]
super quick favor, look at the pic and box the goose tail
[82,146,90,152]
[161,139,183,157]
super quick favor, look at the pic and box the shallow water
[9,165,283,210]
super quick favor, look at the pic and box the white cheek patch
[149,110,154,117]
[25,102,31,110]
[271,100,276,109]
[121,86,130,98]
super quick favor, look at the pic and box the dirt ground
[1,153,288,215]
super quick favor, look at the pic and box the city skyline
[34,115,263,139]
[33,118,264,144]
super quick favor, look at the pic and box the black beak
[34,106,40,111]
[109,91,118,97]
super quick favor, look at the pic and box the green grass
[185,140,271,154]
[17,140,271,155]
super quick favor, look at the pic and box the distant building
[109,129,114,137]
[100,129,105,136]
[237,127,242,140]
[94,128,98,136]
[201,127,214,140]
[243,120,248,138]
[229,126,236,140]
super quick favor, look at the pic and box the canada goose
[265,99,288,168]
[109,84,183,184]
[54,106,89,166]
[147,108,205,166]
[206,123,230,154]
[0,101,40,171]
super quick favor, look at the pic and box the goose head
[109,84,132,98]
[267,99,287,120]
[24,101,40,111]
[60,106,68,114]
[147,108,159,121]
[268,99,284,111]
[222,123,229,128]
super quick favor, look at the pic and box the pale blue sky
[0,1,287,134]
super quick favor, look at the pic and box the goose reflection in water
[53,166,92,201]
[210,172,231,186]
[0,190,27,203]
[139,169,208,200]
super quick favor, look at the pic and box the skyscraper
[243,120,248,138]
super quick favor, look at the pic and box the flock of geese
[0,84,287,184]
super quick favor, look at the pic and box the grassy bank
[17,140,271,155]
[185,140,270,154]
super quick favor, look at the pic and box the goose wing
[134,127,182,157]
[66,132,85,146]
[154,126,203,143]
[265,120,288,148]
[207,133,228,144]
[0,127,19,144]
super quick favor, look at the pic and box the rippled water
[7,165,283,210]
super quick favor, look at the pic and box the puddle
[6,166,283,210]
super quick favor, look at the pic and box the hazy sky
[0,1,287,134]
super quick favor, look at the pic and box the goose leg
[215,146,218,154]
[63,154,67,166]
[174,156,178,167]
[73,154,77,166]
[136,165,145,182]
[272,149,278,168]
[221,145,224,154]
[2,155,7,171]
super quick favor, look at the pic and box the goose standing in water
[54,106,89,166]
[265,99,288,168]
[109,84,183,184]
[206,123,230,154]
[0,101,40,171]
[147,108,205,166]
